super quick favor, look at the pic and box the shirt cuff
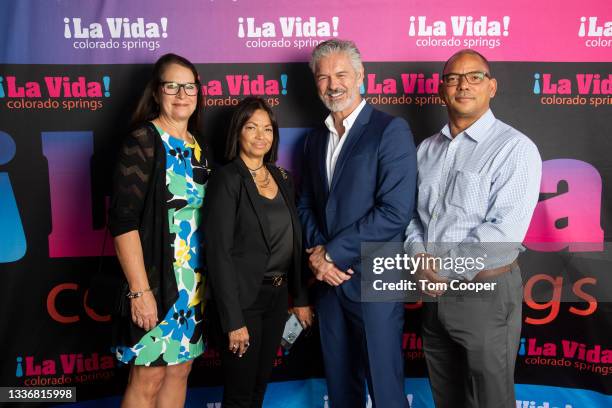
[404,241,427,258]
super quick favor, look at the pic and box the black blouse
[260,192,293,277]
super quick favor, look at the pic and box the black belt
[262,275,287,287]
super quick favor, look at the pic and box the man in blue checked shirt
[404,49,542,408]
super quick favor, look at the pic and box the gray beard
[322,92,356,113]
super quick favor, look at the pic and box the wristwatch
[324,250,333,263]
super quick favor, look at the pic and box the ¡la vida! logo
[0,75,110,111]
[533,72,612,107]
[578,16,612,48]
[15,352,115,386]
[519,337,611,376]
[237,16,339,50]
[201,73,288,108]
[359,72,445,107]
[63,17,168,51]
[408,15,510,49]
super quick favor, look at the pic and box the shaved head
[443,49,492,76]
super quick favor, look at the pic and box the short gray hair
[309,39,363,74]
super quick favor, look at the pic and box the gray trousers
[422,265,523,408]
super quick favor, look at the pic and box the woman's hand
[130,291,158,331]
[228,326,250,357]
[292,306,314,329]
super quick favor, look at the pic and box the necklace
[245,163,264,178]
[252,167,271,189]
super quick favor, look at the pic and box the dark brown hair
[131,53,202,132]
[225,97,280,163]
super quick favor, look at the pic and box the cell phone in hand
[281,313,304,350]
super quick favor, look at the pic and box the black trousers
[220,283,288,408]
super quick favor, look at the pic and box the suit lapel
[268,165,300,246]
[268,166,304,278]
[329,103,373,193]
[233,159,272,252]
[269,166,294,218]
[316,128,329,198]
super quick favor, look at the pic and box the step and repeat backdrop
[0,1,611,407]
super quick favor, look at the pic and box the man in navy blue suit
[298,39,417,407]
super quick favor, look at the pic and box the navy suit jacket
[297,103,417,300]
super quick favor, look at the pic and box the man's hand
[414,253,448,297]
[306,245,353,286]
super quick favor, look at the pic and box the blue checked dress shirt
[404,109,542,280]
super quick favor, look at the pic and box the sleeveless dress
[115,127,207,366]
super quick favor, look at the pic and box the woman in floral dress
[108,53,209,408]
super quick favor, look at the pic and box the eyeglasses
[160,81,198,96]
[442,71,490,86]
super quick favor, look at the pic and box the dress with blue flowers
[115,128,207,366]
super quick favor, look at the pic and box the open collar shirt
[324,99,366,189]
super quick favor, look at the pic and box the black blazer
[204,158,308,333]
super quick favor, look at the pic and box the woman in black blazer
[204,97,313,408]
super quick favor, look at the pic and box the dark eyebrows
[244,120,272,127]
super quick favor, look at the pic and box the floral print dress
[115,127,207,366]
